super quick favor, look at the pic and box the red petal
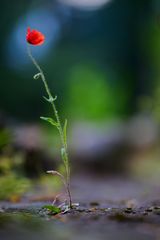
[26,28,45,46]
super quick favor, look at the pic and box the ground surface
[1,175,160,240]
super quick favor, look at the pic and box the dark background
[0,0,157,120]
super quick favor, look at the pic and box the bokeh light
[5,7,61,71]
[58,0,112,11]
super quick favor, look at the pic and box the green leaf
[61,147,68,165]
[61,147,65,159]
[40,117,59,127]
[42,205,61,215]
[33,73,41,80]
[43,95,57,103]
[63,119,67,147]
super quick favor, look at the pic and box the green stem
[27,44,72,208]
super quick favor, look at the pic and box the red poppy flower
[26,27,45,46]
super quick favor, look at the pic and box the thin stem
[47,170,68,191]
[27,44,72,208]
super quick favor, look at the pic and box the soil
[1,175,160,240]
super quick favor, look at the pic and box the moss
[0,174,31,201]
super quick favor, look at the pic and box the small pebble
[146,207,153,212]
[87,208,97,212]
[154,206,160,210]
[76,209,85,213]
[126,207,132,210]
[124,208,133,214]
[90,202,100,207]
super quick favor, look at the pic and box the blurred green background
[1,0,160,201]
[0,0,156,121]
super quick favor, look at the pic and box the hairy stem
[27,44,72,208]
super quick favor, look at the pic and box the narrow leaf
[42,205,61,215]
[63,119,67,147]
[61,147,66,162]
[40,116,58,127]
[53,95,57,101]
[43,95,57,103]
[43,96,51,102]
[33,73,41,80]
